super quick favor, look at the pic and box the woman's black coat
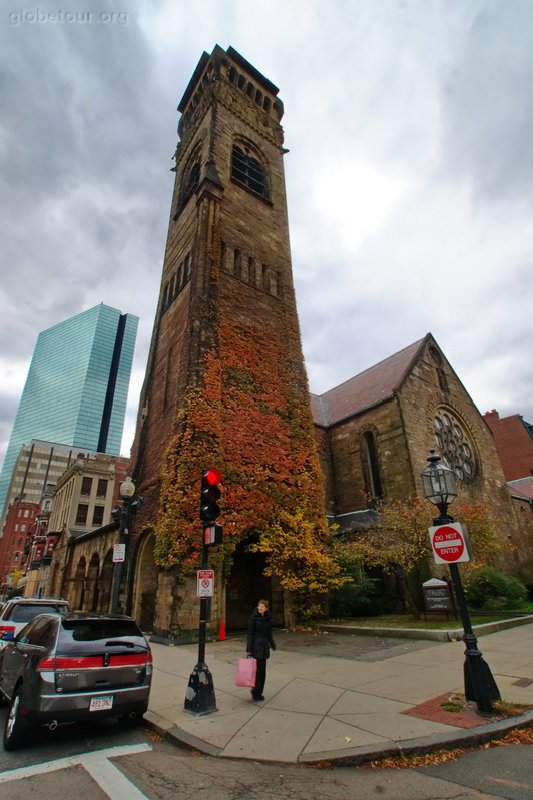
[246,608,276,659]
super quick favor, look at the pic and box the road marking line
[83,751,151,800]
[0,743,151,786]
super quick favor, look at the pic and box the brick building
[0,500,38,598]
[483,410,533,481]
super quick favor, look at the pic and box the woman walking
[246,599,276,701]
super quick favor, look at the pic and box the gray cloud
[1,0,533,472]
[439,0,533,202]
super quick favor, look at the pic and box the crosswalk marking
[0,743,151,800]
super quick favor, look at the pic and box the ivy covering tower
[130,46,341,636]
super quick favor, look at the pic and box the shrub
[465,567,527,610]
[329,577,385,617]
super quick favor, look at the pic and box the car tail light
[37,652,153,671]
[55,656,103,669]
[108,653,151,667]
[37,656,55,671]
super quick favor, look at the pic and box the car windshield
[9,604,68,622]
[59,619,145,643]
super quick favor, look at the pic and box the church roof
[508,477,533,502]
[311,335,428,427]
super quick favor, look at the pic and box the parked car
[0,612,152,750]
[0,597,69,649]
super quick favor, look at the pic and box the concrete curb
[142,708,533,767]
[320,615,533,642]
[299,710,533,767]
[143,710,223,757]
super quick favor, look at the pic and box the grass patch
[327,612,531,630]
[492,699,533,717]
[440,700,464,712]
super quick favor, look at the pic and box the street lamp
[421,450,457,512]
[110,477,140,615]
[421,450,500,714]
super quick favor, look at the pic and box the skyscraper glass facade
[0,304,138,519]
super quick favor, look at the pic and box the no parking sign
[428,522,471,565]
[197,569,214,597]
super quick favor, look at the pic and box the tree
[153,319,344,619]
[339,495,508,617]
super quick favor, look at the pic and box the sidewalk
[144,622,533,766]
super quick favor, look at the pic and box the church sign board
[422,578,455,612]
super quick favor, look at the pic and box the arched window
[231,143,269,199]
[179,155,200,207]
[434,408,477,484]
[361,431,383,501]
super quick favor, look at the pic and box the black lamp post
[421,451,500,714]
[110,476,139,615]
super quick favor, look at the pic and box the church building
[102,47,531,637]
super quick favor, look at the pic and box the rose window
[434,410,477,484]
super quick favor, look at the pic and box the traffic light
[200,468,222,523]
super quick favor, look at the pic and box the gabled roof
[311,336,428,427]
[508,477,533,502]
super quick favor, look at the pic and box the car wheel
[3,687,31,751]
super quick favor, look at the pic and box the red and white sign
[197,569,214,597]
[113,543,126,563]
[429,522,471,565]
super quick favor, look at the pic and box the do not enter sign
[429,522,471,565]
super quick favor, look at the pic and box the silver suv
[0,612,152,750]
[0,598,69,648]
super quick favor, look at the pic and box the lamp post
[110,476,138,615]
[421,451,500,714]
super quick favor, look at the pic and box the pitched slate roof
[508,477,533,502]
[311,336,428,427]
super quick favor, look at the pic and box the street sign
[429,522,471,565]
[197,569,214,597]
[113,543,126,563]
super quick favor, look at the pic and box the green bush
[330,578,385,617]
[465,567,527,610]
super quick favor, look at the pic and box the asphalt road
[1,631,532,798]
[1,705,532,799]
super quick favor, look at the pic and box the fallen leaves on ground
[485,727,533,747]
[365,725,533,769]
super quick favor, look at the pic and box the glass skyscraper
[0,304,138,520]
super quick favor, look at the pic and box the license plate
[89,695,113,712]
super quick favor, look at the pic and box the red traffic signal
[200,469,222,523]
[203,468,222,486]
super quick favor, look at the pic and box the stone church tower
[129,46,327,637]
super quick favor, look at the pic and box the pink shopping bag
[235,657,257,687]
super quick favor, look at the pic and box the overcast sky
[1,0,533,471]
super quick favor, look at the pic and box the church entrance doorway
[225,538,284,631]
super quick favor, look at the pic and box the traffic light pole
[184,529,218,716]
